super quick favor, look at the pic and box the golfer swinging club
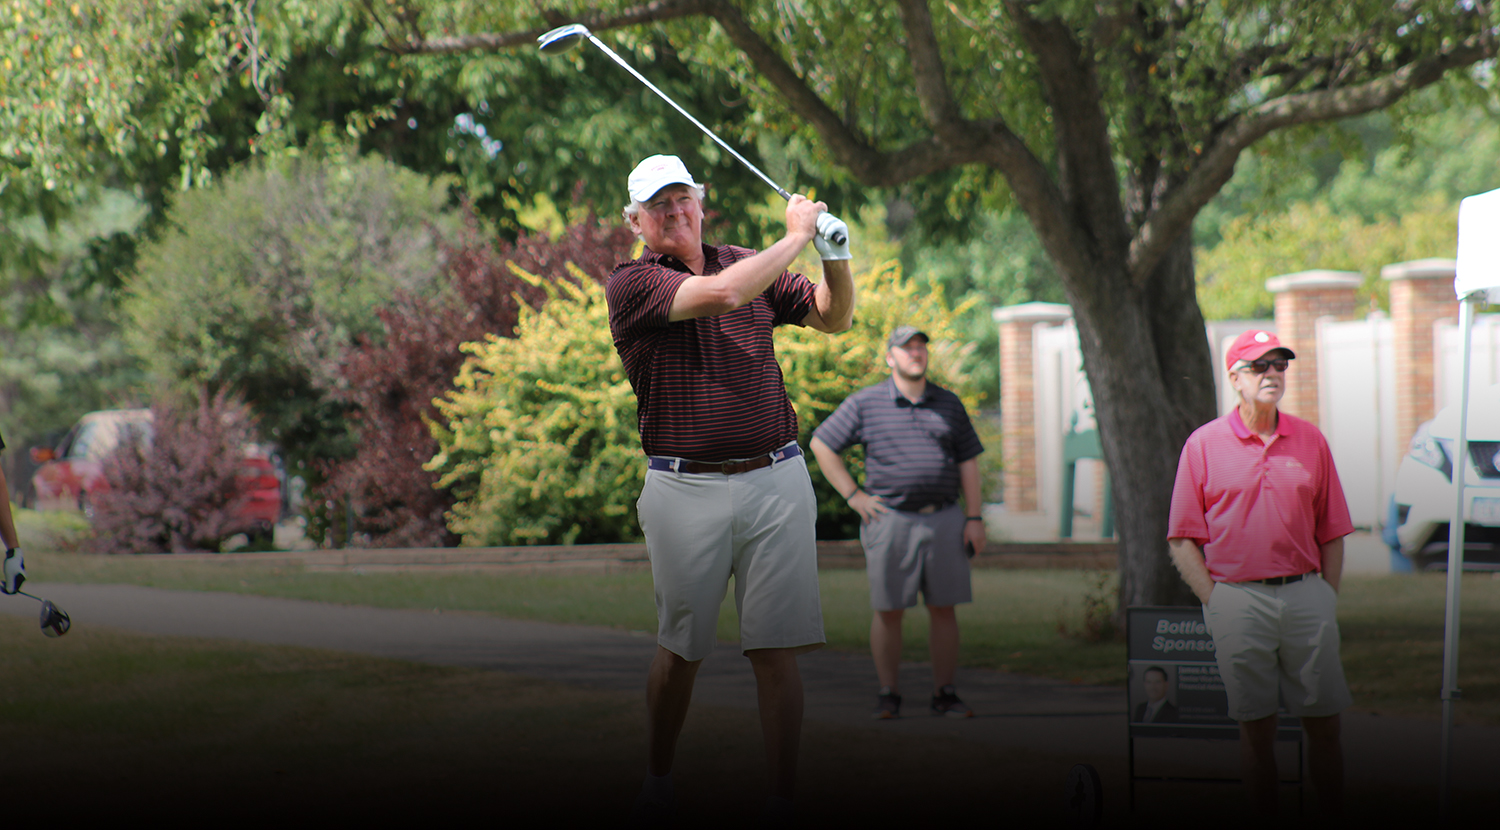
[605,154,854,821]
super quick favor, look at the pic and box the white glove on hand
[813,213,851,261]
[3,547,24,595]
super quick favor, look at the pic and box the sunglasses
[1237,357,1290,374]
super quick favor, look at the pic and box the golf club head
[537,23,590,55]
[40,600,70,637]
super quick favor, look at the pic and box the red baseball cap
[1225,329,1294,370]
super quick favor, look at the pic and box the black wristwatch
[965,516,983,522]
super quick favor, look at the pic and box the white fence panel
[1435,314,1500,413]
[1317,315,1397,528]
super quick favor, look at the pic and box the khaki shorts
[859,503,972,611]
[1203,573,1352,721]
[636,451,824,662]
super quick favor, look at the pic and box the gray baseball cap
[888,326,929,348]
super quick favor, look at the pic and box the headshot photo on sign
[1132,664,1179,724]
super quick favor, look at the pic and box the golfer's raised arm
[801,258,853,333]
[668,196,824,321]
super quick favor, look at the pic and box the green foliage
[0,188,151,470]
[1196,197,1461,321]
[428,253,984,545]
[1193,98,1500,321]
[0,0,818,263]
[896,204,1068,406]
[427,266,643,547]
[1197,101,1500,248]
[123,151,459,475]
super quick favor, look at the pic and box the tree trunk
[1061,232,1216,612]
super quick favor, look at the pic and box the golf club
[14,590,71,637]
[538,23,848,246]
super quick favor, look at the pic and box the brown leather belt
[647,444,802,475]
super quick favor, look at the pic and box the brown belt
[674,456,774,475]
[647,444,802,475]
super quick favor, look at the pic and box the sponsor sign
[1126,606,1299,738]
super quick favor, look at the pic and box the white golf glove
[3,547,24,595]
[813,212,851,261]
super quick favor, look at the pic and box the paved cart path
[5,582,1496,798]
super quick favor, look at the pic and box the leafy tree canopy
[0,0,833,248]
[1197,102,1500,319]
[0,188,149,470]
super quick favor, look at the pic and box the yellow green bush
[426,265,642,546]
[427,259,982,546]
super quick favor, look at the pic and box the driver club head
[537,23,590,55]
[40,600,70,637]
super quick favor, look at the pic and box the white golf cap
[628,154,700,203]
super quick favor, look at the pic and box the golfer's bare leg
[746,647,804,800]
[1301,714,1344,817]
[927,605,959,690]
[646,646,702,776]
[870,609,904,690]
[1239,714,1279,814]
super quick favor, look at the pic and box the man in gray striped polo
[810,326,986,719]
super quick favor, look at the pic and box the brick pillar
[993,303,1072,512]
[1266,270,1361,425]
[1383,259,1458,455]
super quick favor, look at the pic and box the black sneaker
[873,687,901,719]
[931,685,974,718]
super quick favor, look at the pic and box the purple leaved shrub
[320,207,637,547]
[91,391,255,554]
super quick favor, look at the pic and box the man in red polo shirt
[1168,329,1353,817]
[606,154,854,821]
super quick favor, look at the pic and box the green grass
[0,615,1109,824]
[12,506,90,552]
[25,546,1128,680]
[17,504,1500,725]
[1338,572,1500,722]
[6,615,1492,824]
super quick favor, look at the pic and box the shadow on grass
[5,616,1493,826]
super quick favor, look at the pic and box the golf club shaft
[579,32,793,202]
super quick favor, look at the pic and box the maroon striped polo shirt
[606,243,815,462]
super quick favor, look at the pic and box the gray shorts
[1203,573,1352,721]
[637,450,824,661]
[859,503,972,611]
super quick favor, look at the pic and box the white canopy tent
[1441,188,1500,812]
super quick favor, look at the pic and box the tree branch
[705,0,1072,262]
[387,0,716,54]
[895,0,966,142]
[1007,2,1131,261]
[1129,33,1497,285]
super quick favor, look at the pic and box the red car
[29,409,283,543]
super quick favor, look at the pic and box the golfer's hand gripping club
[3,547,23,595]
[814,212,850,260]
